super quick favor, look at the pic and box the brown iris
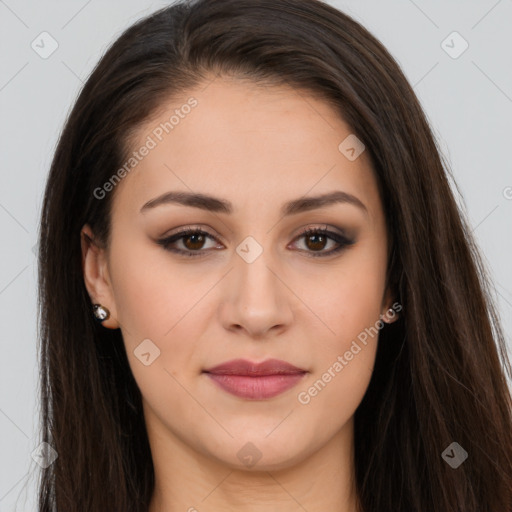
[183,233,206,250]
[304,232,327,251]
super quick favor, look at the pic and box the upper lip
[203,358,307,376]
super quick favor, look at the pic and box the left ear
[380,286,400,324]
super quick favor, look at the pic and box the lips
[203,358,307,400]
[203,358,306,376]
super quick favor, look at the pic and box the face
[82,75,396,472]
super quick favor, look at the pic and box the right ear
[80,224,120,329]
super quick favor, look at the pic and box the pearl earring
[382,307,398,323]
[92,304,110,322]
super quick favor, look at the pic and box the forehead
[112,76,382,225]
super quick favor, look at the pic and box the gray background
[1,0,511,510]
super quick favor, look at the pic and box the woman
[36,0,512,510]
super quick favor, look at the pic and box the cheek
[307,253,387,351]
[294,249,386,420]
[109,235,183,333]
[107,240,201,390]
[295,317,379,435]
[114,261,202,423]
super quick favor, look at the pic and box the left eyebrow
[140,190,369,218]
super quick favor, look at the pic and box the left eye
[157,226,355,258]
[292,227,354,256]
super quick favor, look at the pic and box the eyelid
[293,223,349,239]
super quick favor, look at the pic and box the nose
[219,249,294,339]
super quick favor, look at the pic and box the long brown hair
[36,0,512,510]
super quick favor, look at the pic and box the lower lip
[204,372,307,400]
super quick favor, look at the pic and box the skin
[81,75,399,512]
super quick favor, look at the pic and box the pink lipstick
[203,358,307,400]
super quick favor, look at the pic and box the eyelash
[156,225,355,258]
